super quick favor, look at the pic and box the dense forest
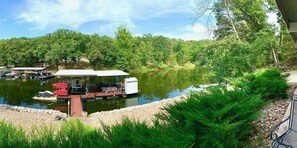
[0,27,207,70]
[0,0,296,80]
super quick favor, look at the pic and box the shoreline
[0,104,66,116]
[83,94,188,128]
[0,94,188,130]
[0,104,67,131]
[0,89,292,147]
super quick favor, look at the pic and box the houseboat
[0,66,9,78]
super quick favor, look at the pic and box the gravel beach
[0,105,67,131]
[0,95,188,131]
[82,94,188,128]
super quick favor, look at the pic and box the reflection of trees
[0,69,213,112]
[131,68,211,100]
[85,98,126,113]
[0,79,52,105]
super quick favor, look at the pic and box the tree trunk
[224,0,241,41]
[56,62,59,71]
[270,43,279,67]
[279,25,283,53]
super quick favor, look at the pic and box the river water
[0,68,213,114]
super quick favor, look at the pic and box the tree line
[0,0,296,80]
[0,27,210,71]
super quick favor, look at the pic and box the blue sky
[0,0,216,40]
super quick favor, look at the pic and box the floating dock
[59,91,124,117]
[53,69,139,117]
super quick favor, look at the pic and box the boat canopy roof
[0,66,7,69]
[11,67,46,71]
[54,69,96,77]
[54,69,129,77]
[94,70,129,76]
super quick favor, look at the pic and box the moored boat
[33,91,57,102]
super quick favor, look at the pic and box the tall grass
[0,121,28,148]
[29,119,110,148]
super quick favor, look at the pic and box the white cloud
[191,24,208,33]
[153,24,213,40]
[133,33,143,37]
[18,0,195,29]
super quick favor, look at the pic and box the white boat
[33,91,57,102]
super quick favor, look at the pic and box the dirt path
[286,71,297,84]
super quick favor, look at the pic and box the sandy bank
[0,95,188,130]
[82,94,188,128]
[0,104,67,131]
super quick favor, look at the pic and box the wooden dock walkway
[70,95,83,117]
[95,90,123,97]
[61,91,123,117]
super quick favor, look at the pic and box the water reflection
[0,79,53,105]
[131,68,211,99]
[84,68,213,113]
[0,68,213,114]
[125,97,138,106]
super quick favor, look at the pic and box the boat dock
[53,69,139,117]
[58,91,124,117]
[70,95,83,117]
[58,91,124,100]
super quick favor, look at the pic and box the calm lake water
[0,68,213,114]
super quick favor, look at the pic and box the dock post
[67,100,70,117]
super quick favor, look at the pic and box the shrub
[156,87,264,147]
[230,68,288,100]
[29,119,110,148]
[104,118,194,147]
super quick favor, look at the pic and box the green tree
[114,26,140,70]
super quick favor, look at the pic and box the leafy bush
[230,68,288,100]
[156,87,264,147]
